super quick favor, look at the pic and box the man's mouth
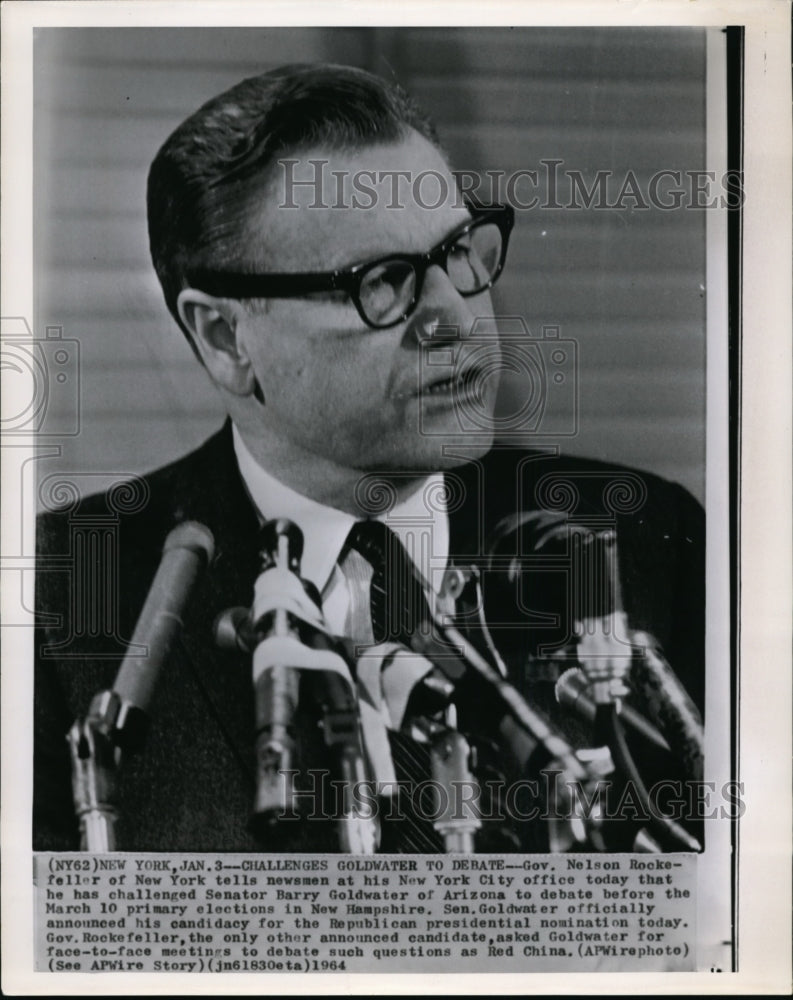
[423,373,464,396]
[393,366,489,401]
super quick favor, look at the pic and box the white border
[697,26,732,973]
[2,1,791,995]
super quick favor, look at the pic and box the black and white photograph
[1,1,790,994]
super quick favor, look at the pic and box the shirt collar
[232,425,449,594]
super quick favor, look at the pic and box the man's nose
[410,264,472,343]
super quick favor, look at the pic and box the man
[34,64,704,853]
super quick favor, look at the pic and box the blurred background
[34,27,707,502]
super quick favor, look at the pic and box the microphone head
[482,511,618,665]
[163,521,215,563]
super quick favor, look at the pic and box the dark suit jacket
[34,422,704,851]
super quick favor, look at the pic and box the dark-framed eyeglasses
[186,204,515,331]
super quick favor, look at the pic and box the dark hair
[146,63,440,343]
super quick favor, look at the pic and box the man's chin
[369,428,496,474]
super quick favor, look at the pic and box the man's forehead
[246,132,470,271]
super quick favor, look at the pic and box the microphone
[216,519,379,852]
[410,619,590,784]
[113,522,215,727]
[556,667,671,753]
[248,519,306,826]
[483,511,618,663]
[69,520,214,850]
[412,620,603,852]
[480,509,702,852]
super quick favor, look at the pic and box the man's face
[234,130,501,475]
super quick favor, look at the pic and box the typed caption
[35,852,696,973]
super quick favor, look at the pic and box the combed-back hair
[147,63,440,343]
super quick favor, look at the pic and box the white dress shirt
[232,425,450,637]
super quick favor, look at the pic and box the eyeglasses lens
[359,260,417,326]
[445,222,502,294]
[358,218,504,328]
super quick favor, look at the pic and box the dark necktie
[343,519,432,648]
[342,519,442,852]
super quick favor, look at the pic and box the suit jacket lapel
[446,456,487,562]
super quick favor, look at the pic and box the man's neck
[234,425,429,516]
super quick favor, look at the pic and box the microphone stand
[68,699,120,853]
[426,709,481,853]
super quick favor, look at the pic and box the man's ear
[176,289,257,396]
